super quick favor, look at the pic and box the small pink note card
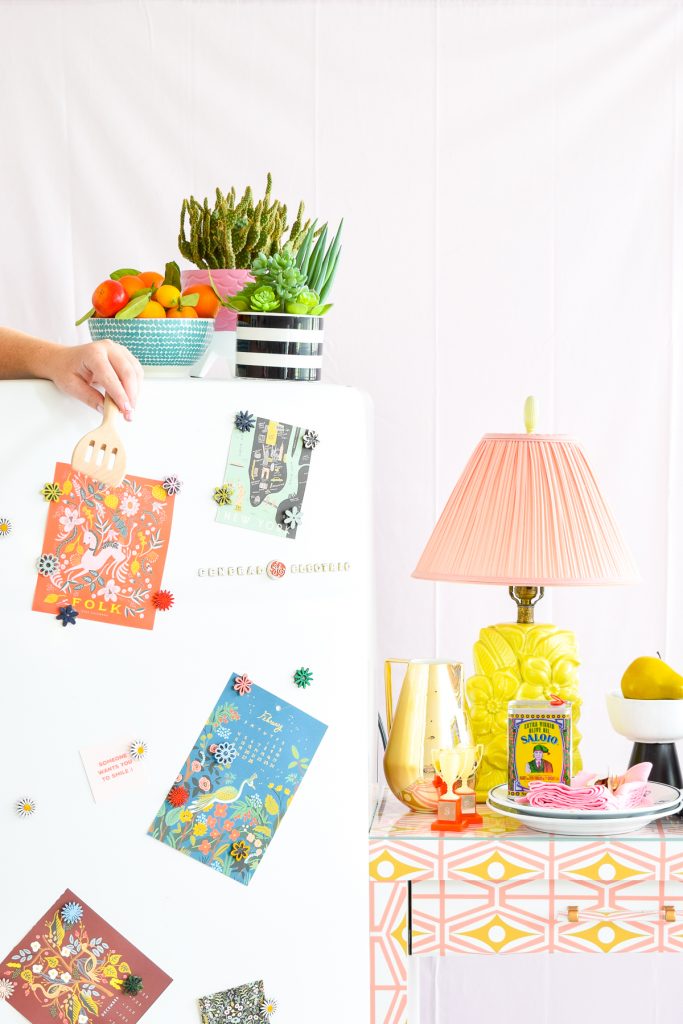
[80,737,147,802]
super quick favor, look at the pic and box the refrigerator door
[0,379,372,1024]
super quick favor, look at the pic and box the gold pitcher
[383,659,474,812]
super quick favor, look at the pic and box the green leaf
[115,292,150,319]
[110,268,141,280]
[75,307,95,326]
[307,225,329,289]
[254,824,272,836]
[163,260,181,290]
[165,806,184,827]
[179,291,199,307]
[131,287,152,300]
[319,247,341,302]
[313,219,342,293]
[309,303,332,315]
[291,745,300,758]
[295,220,318,272]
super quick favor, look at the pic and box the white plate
[488,782,682,820]
[486,798,682,836]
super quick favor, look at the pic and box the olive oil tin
[507,700,572,796]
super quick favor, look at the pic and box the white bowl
[605,691,683,743]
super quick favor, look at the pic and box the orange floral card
[33,463,176,630]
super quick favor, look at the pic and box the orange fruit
[139,271,164,289]
[168,306,198,318]
[117,274,147,299]
[92,279,127,317]
[182,284,220,318]
[137,300,166,319]
[154,284,181,309]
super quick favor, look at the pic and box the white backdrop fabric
[2,1,683,1019]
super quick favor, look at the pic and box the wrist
[21,338,64,381]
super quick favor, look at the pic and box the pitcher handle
[384,659,410,735]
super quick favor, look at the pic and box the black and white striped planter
[235,312,324,381]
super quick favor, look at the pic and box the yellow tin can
[507,699,572,796]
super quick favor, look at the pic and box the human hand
[44,339,143,421]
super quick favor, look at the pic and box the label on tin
[507,701,572,796]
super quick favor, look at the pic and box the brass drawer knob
[663,905,676,923]
[567,905,579,923]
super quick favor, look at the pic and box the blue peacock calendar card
[147,674,327,885]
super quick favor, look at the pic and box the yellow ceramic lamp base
[467,622,583,800]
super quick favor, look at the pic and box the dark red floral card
[0,889,172,1023]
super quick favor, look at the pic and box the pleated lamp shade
[413,433,638,586]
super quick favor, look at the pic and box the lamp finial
[523,396,538,434]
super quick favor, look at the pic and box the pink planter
[180,268,253,332]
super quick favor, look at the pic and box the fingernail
[125,409,134,422]
[97,402,104,414]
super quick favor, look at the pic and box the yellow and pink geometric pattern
[369,793,683,1024]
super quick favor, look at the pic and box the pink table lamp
[413,397,638,799]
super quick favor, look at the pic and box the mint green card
[215,413,314,538]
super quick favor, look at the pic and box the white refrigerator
[0,379,372,1024]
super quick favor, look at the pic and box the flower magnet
[32,463,176,630]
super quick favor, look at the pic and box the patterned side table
[369,790,683,1024]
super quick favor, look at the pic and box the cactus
[179,174,312,270]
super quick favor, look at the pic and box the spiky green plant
[178,174,312,270]
[296,219,342,301]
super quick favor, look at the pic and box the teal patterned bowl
[88,317,214,367]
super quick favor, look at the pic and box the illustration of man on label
[526,743,553,773]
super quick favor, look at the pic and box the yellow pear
[621,656,683,700]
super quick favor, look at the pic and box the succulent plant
[179,174,312,269]
[250,286,280,312]
[228,248,332,315]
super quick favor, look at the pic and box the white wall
[4,0,682,767]
[2,0,683,1014]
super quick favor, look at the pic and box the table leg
[370,880,409,1024]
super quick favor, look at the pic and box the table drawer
[411,878,683,955]
[410,879,552,955]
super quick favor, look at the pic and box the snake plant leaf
[163,261,182,290]
[295,220,318,271]
[312,219,343,295]
[115,292,151,319]
[307,224,329,290]
[319,246,341,301]
[322,218,343,279]
[109,268,141,280]
[75,307,95,326]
